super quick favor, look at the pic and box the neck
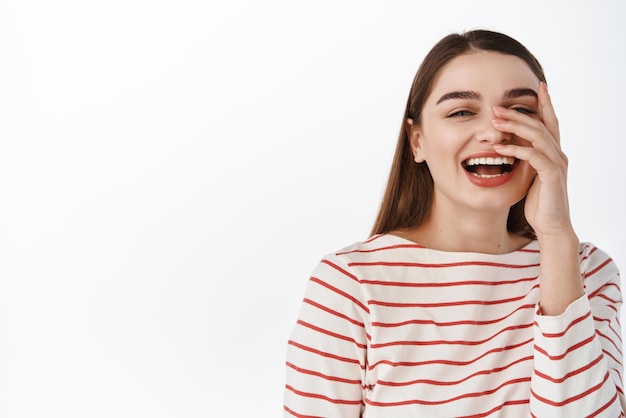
[397,198,530,254]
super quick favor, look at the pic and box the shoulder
[310,234,419,277]
[325,234,425,263]
[334,234,413,253]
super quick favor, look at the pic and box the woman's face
[410,50,540,215]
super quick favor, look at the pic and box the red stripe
[285,384,362,405]
[303,298,364,327]
[369,287,536,308]
[584,258,613,279]
[603,348,624,368]
[596,293,622,305]
[593,301,619,315]
[369,338,533,370]
[576,244,596,264]
[287,340,365,368]
[596,329,623,356]
[283,405,321,418]
[533,354,603,383]
[310,277,370,313]
[286,362,361,385]
[587,391,619,418]
[579,244,594,262]
[376,355,533,387]
[588,281,622,298]
[370,323,533,349]
[613,367,623,385]
[373,303,535,328]
[297,320,367,349]
[361,275,538,288]
[594,316,623,343]
[320,259,360,283]
[458,399,530,418]
[349,260,539,269]
[530,371,610,407]
[337,243,425,255]
[534,335,595,360]
[537,311,591,338]
[365,377,531,407]
[364,234,385,243]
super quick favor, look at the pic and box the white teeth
[465,156,514,166]
[470,172,505,178]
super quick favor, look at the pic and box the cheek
[518,161,537,187]
[424,130,463,155]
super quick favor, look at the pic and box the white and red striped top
[284,234,625,417]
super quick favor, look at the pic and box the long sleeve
[530,243,625,417]
[284,253,369,418]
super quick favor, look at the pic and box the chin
[468,191,527,213]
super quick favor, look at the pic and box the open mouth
[462,156,518,178]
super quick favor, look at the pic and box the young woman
[284,30,624,417]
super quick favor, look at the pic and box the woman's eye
[512,107,535,115]
[448,110,474,117]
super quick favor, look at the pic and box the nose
[474,114,511,144]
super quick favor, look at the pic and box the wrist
[536,228,583,316]
[536,228,579,248]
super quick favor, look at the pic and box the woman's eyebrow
[436,90,480,104]
[504,88,538,99]
[436,88,538,105]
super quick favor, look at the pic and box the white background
[1,1,625,417]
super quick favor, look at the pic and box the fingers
[492,85,567,175]
[538,82,560,144]
[491,82,560,146]
[493,143,565,180]
[492,106,560,159]
[492,108,544,144]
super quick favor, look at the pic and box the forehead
[427,51,540,102]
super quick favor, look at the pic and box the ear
[407,118,426,163]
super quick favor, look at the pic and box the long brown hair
[370,30,545,238]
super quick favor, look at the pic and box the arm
[493,82,624,415]
[494,81,584,315]
[530,244,624,416]
[284,253,369,418]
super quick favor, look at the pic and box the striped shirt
[284,234,625,417]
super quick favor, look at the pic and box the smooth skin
[398,51,583,316]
